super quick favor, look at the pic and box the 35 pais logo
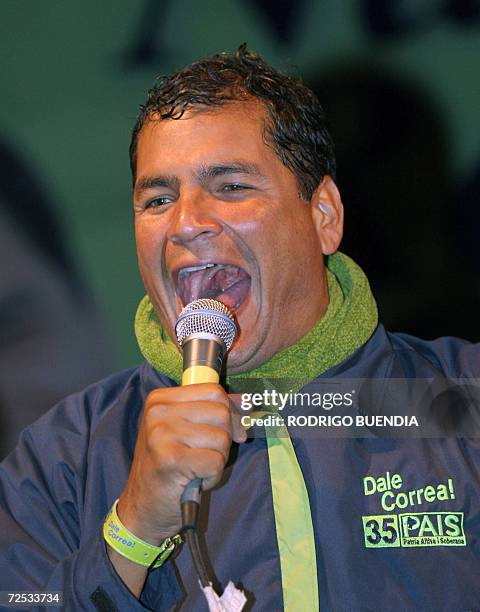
[361,471,466,548]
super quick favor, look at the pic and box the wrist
[117,496,177,544]
[103,499,182,569]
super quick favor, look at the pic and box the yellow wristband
[103,499,182,569]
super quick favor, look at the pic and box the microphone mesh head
[175,299,237,350]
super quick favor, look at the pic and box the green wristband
[103,499,182,569]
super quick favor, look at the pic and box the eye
[145,195,174,209]
[223,184,243,191]
[221,183,253,193]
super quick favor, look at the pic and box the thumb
[229,394,248,443]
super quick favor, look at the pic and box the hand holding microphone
[115,300,244,546]
[109,299,247,608]
[175,298,237,506]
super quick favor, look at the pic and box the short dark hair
[129,44,336,200]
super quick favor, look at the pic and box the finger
[179,448,227,483]
[148,401,232,429]
[154,420,232,459]
[229,396,247,443]
[146,383,228,407]
[228,393,246,413]
[202,473,225,491]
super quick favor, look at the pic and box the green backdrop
[1,1,478,367]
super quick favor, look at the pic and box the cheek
[135,222,166,264]
[265,224,318,280]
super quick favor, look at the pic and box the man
[0,45,479,611]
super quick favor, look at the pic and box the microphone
[175,298,237,504]
[175,299,246,609]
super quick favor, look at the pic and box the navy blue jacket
[0,325,479,611]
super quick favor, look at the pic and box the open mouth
[174,263,251,310]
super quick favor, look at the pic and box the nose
[167,190,223,245]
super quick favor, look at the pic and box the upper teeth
[179,263,216,277]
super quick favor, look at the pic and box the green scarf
[135,251,378,611]
[135,251,378,384]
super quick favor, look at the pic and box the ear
[310,176,344,255]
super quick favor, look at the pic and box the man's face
[134,101,333,373]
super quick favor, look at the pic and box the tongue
[215,276,251,310]
[177,265,251,310]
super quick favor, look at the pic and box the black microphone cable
[181,499,210,588]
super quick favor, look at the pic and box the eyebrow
[134,175,180,196]
[134,161,266,197]
[195,161,266,182]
